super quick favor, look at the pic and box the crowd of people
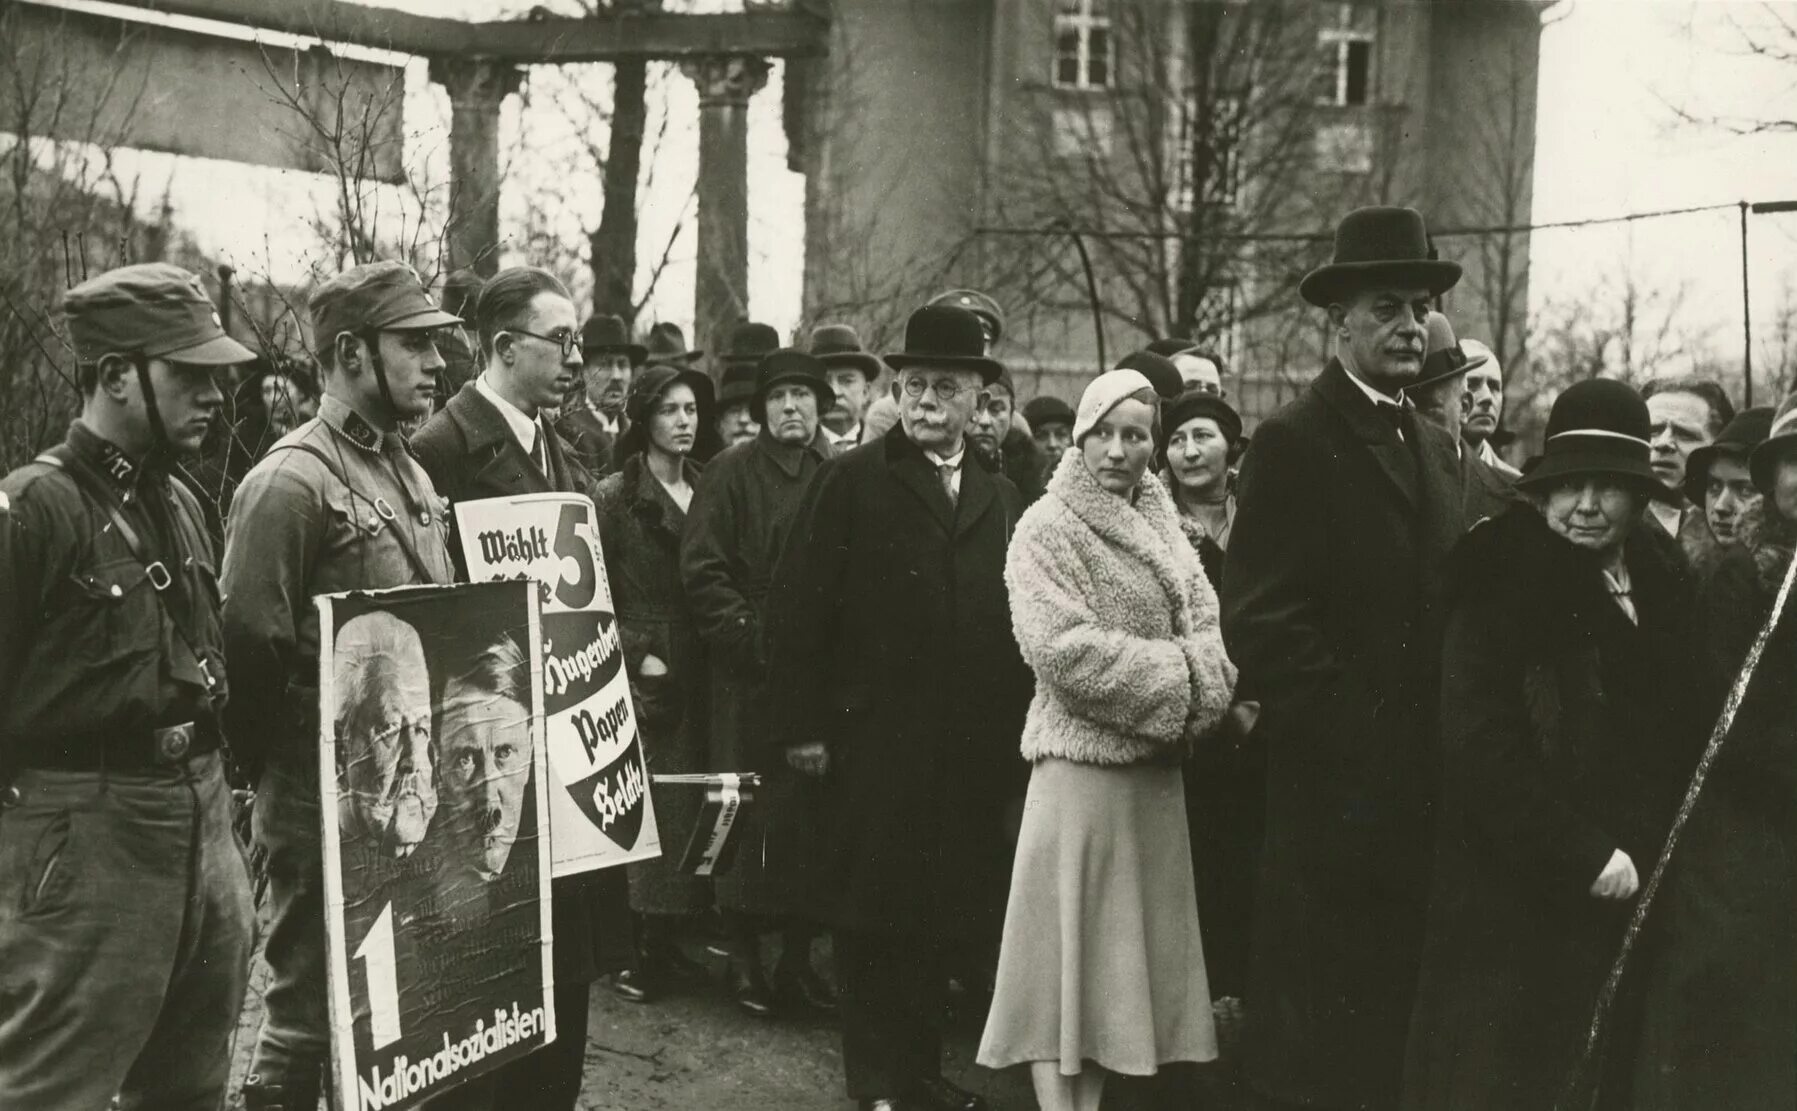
[0,203,1792,1111]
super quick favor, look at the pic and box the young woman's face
[647,382,698,457]
[1080,398,1157,496]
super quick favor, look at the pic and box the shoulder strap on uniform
[263,439,442,584]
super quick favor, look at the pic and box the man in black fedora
[681,348,839,1020]
[1221,206,1468,1111]
[1406,311,1521,528]
[810,323,883,449]
[645,321,704,366]
[557,313,647,475]
[765,303,1033,1111]
[711,321,781,450]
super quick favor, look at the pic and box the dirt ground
[227,932,1245,1110]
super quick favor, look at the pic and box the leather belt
[22,719,222,773]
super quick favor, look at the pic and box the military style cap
[63,262,255,366]
[309,260,462,347]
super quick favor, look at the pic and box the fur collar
[1046,451,1202,633]
[1451,501,1688,639]
[1157,468,1225,554]
[1735,499,1797,594]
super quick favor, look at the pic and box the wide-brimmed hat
[1114,350,1184,401]
[1750,395,1797,494]
[616,363,719,461]
[1518,378,1675,502]
[1405,312,1489,395]
[1023,395,1075,431]
[754,348,835,418]
[808,323,883,378]
[581,314,647,365]
[884,304,1004,384]
[1685,405,1773,501]
[1299,206,1462,308]
[718,321,781,369]
[926,289,1005,346]
[1162,389,1243,448]
[645,322,703,365]
[717,363,758,408]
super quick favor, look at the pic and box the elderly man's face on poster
[334,613,437,858]
[435,639,535,882]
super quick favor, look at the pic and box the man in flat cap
[224,259,460,1111]
[0,263,256,1109]
[1221,207,1467,1110]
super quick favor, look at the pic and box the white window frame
[1317,3,1375,107]
[1053,0,1115,91]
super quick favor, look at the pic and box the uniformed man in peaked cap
[0,263,256,1109]
[226,259,460,1111]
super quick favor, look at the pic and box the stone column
[431,57,522,277]
[680,55,771,359]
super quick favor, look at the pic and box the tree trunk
[591,57,647,322]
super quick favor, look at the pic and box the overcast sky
[52,0,1797,380]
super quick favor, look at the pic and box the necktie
[529,431,547,478]
[938,463,958,507]
[1378,403,1406,439]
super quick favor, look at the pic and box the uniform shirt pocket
[64,557,160,665]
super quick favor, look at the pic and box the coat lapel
[883,427,956,534]
[1415,418,1468,554]
[953,458,996,540]
[450,383,551,496]
[1315,359,1418,508]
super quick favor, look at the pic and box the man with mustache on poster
[333,611,436,859]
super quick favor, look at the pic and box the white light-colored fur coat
[1006,450,1238,765]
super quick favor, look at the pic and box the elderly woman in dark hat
[592,363,722,1001]
[1400,379,1711,1110]
[979,368,1239,1111]
[1632,392,1797,1110]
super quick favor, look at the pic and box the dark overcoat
[554,405,616,479]
[764,426,1033,942]
[679,427,833,916]
[1633,508,1797,1110]
[1460,445,1521,530]
[1401,503,1709,1110]
[592,455,713,916]
[408,381,630,982]
[1220,359,1466,1109]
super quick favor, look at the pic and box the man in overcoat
[764,304,1033,1111]
[1220,206,1468,1110]
[681,347,838,1017]
[409,266,631,1109]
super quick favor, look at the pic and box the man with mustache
[412,265,631,1111]
[224,260,460,1111]
[332,611,436,858]
[683,348,839,1019]
[1221,207,1466,1111]
[0,264,254,1111]
[557,313,648,476]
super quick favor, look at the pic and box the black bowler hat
[884,304,1004,384]
[1518,378,1675,502]
[1114,350,1184,401]
[1685,406,1773,502]
[718,321,782,369]
[1299,206,1462,308]
[581,314,647,365]
[808,323,883,378]
[1023,395,1074,430]
[1405,312,1489,395]
[754,348,835,418]
[717,363,758,408]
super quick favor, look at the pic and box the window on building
[1316,2,1375,107]
[1054,0,1114,91]
[1174,92,1244,212]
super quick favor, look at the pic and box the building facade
[798,0,1547,425]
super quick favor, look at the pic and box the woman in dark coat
[592,363,721,1000]
[1632,398,1797,1110]
[1401,379,1710,1110]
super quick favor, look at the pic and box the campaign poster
[318,581,555,1111]
[455,492,661,877]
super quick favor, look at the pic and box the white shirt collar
[925,444,965,469]
[476,373,540,455]
[1342,362,1404,410]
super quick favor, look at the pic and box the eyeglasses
[503,327,582,359]
[901,376,967,402]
